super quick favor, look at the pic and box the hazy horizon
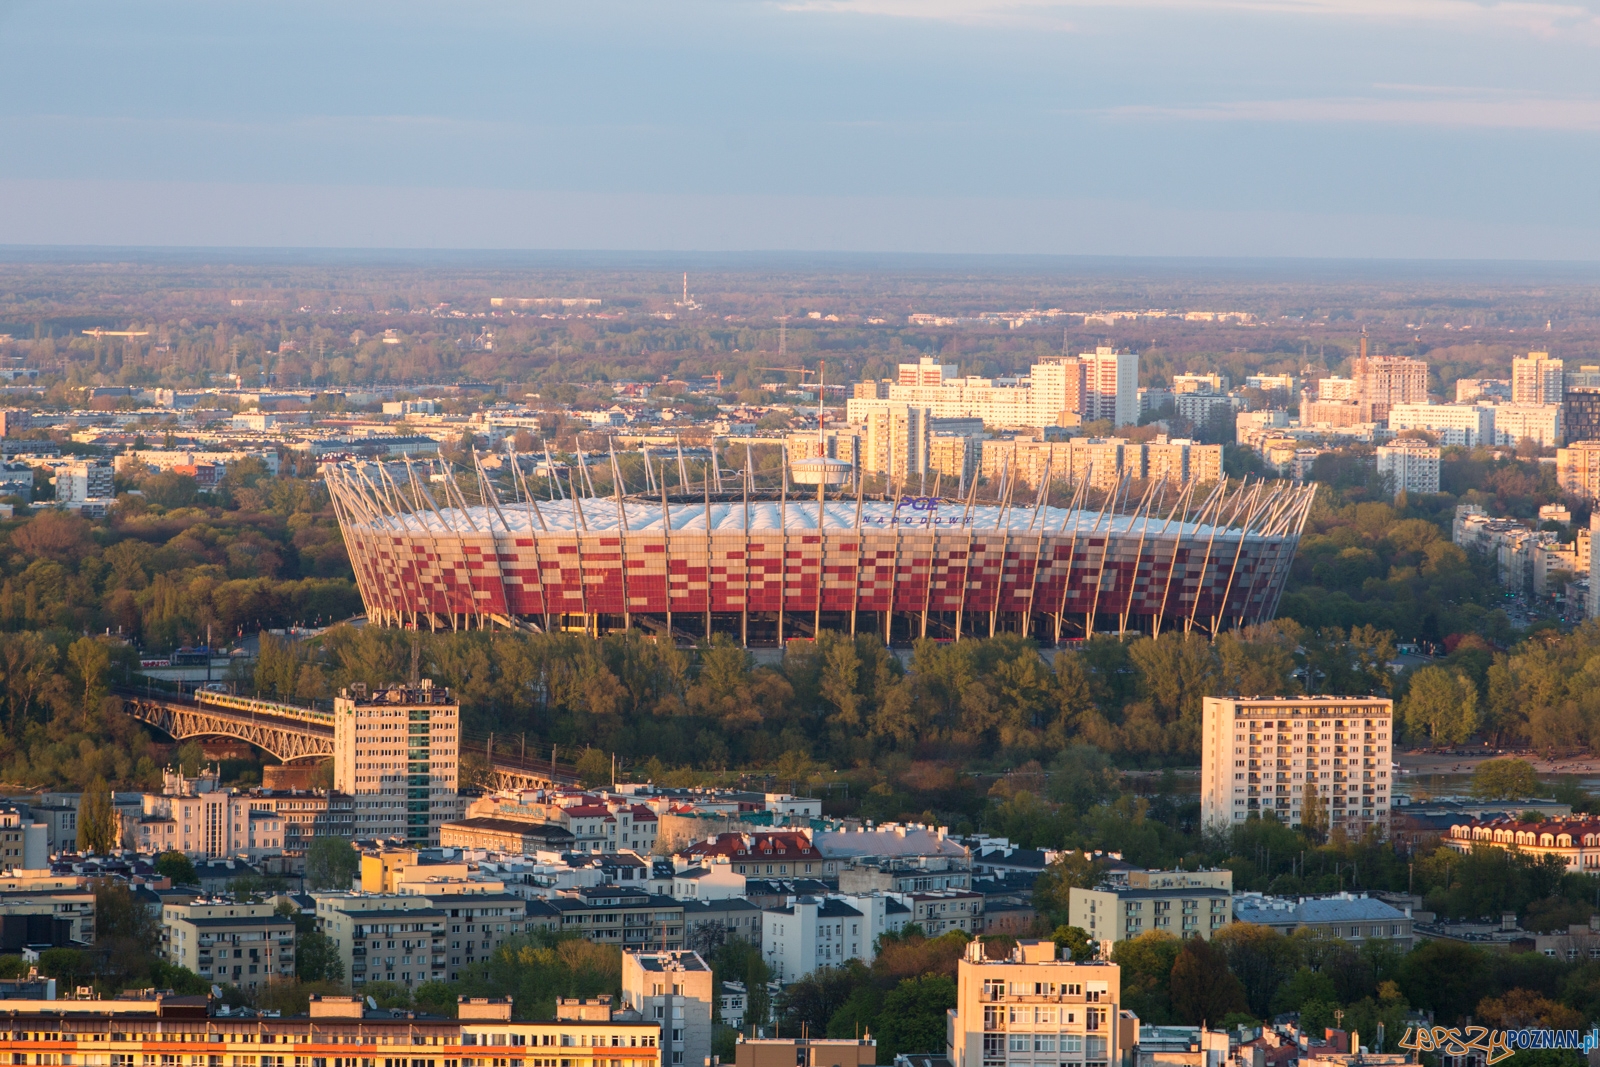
[5,1,1599,257]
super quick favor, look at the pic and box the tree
[140,471,199,510]
[155,851,198,886]
[575,748,612,789]
[1034,854,1106,924]
[777,963,872,1035]
[1168,938,1248,1025]
[296,931,345,983]
[1113,931,1183,1024]
[77,777,116,854]
[1050,926,1097,963]
[1401,667,1478,744]
[1211,923,1300,1019]
[305,836,360,890]
[1301,788,1329,844]
[1472,758,1541,801]
[1396,940,1491,1025]
[175,741,206,777]
[66,638,112,722]
[873,975,957,1059]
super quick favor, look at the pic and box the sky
[1,0,1597,257]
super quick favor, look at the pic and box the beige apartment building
[314,892,448,989]
[948,939,1125,1067]
[1067,878,1231,952]
[161,899,295,990]
[457,996,661,1067]
[1201,696,1393,835]
[333,680,460,847]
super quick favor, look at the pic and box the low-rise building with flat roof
[1231,892,1413,951]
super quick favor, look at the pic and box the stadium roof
[346,499,1284,537]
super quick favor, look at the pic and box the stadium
[324,455,1314,645]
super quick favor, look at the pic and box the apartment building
[1173,393,1242,428]
[0,996,463,1067]
[1453,504,1558,592]
[0,869,95,945]
[1233,892,1413,951]
[762,896,868,981]
[1067,880,1231,951]
[737,1039,875,1067]
[135,772,288,860]
[1557,441,1600,499]
[930,433,981,487]
[904,889,984,934]
[333,680,459,847]
[1513,351,1564,405]
[431,892,540,979]
[682,897,765,945]
[0,807,47,870]
[551,885,686,952]
[947,939,1124,1067]
[1375,440,1440,498]
[241,789,355,853]
[979,437,1222,491]
[900,357,958,387]
[1200,696,1394,835]
[1385,403,1495,447]
[1171,373,1227,395]
[846,400,931,480]
[54,460,112,504]
[1081,348,1139,427]
[162,899,295,991]
[315,893,448,989]
[622,951,713,1067]
[1031,358,1087,426]
[682,831,835,878]
[1495,403,1564,447]
[457,996,661,1067]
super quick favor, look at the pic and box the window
[1009,1037,1029,1054]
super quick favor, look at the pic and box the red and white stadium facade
[324,462,1314,645]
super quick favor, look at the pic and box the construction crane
[753,364,817,384]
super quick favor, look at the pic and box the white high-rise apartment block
[1081,347,1139,427]
[1376,439,1441,498]
[1386,403,1496,447]
[1513,351,1564,405]
[55,461,112,503]
[1494,403,1564,447]
[334,680,460,847]
[1202,696,1393,837]
[947,939,1124,1067]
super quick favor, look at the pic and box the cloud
[776,0,1600,39]
[1106,89,1600,130]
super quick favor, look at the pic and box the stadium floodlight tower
[789,361,855,501]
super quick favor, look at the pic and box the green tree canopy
[305,836,360,890]
[1472,758,1541,801]
[155,851,198,886]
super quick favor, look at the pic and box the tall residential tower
[334,680,460,847]
[1201,696,1393,837]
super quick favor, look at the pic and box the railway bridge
[116,689,580,789]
